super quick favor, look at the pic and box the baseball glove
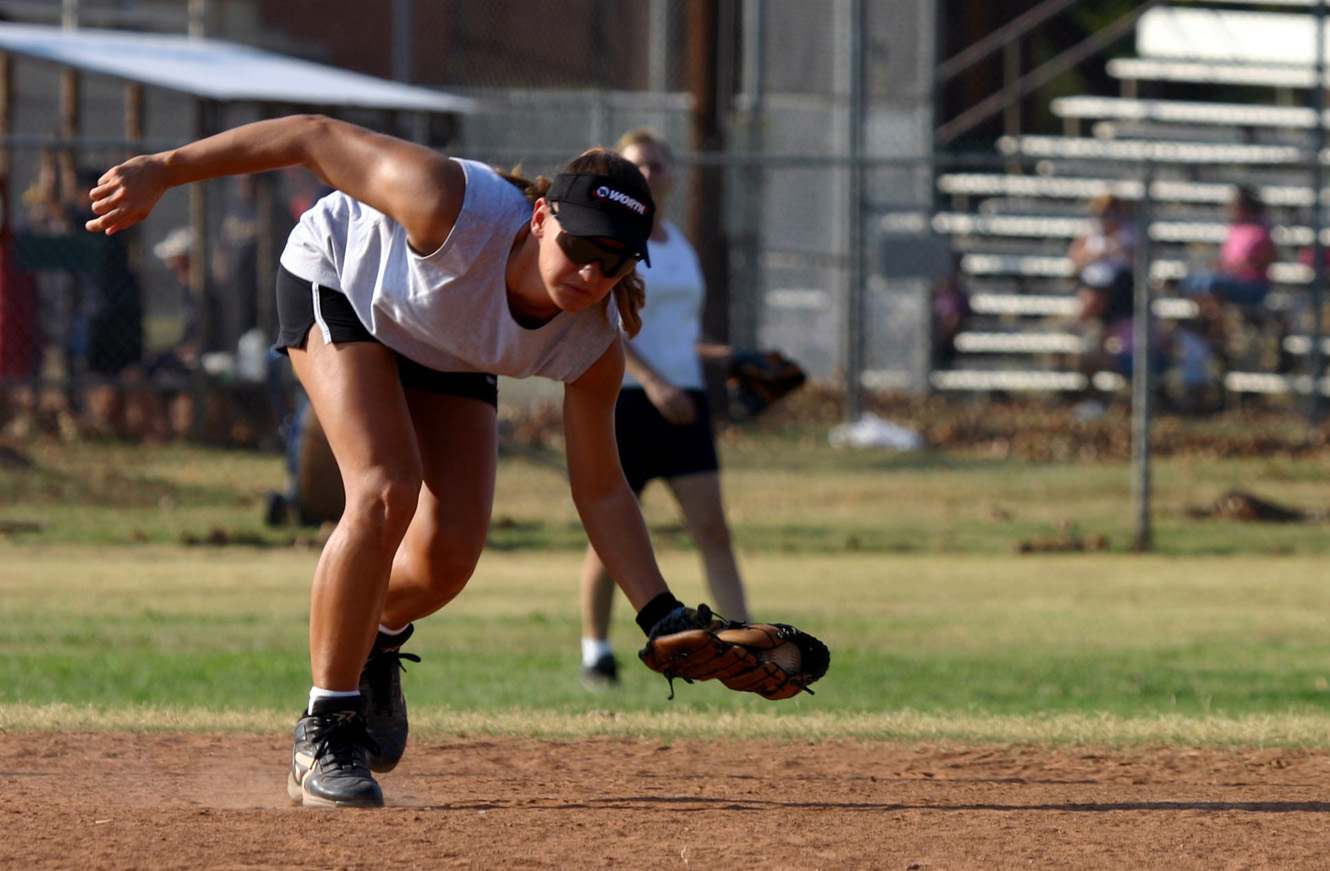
[727,349,807,420]
[639,604,830,701]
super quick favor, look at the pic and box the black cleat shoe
[359,624,420,773]
[287,696,384,808]
[579,653,620,690]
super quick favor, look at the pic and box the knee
[426,530,484,587]
[405,526,486,607]
[342,468,421,540]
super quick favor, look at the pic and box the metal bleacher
[930,2,1329,399]
[1107,57,1325,93]
[1051,96,1330,136]
[1115,5,1330,95]
[938,173,1327,210]
[995,134,1313,166]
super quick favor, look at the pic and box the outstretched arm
[86,114,464,254]
[563,339,670,612]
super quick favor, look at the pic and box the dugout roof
[0,22,476,114]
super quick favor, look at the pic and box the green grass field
[3,426,1330,745]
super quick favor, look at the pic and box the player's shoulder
[451,158,531,224]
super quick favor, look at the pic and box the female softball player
[85,114,697,807]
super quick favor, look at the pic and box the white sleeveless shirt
[279,158,619,382]
[622,221,705,391]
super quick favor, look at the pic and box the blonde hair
[614,126,674,164]
[1089,193,1126,219]
[498,149,647,338]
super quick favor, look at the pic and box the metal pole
[188,100,214,441]
[843,0,866,421]
[255,104,278,342]
[0,54,10,184]
[686,0,729,347]
[1308,0,1326,428]
[187,0,205,38]
[647,0,671,132]
[1131,162,1154,552]
[648,0,669,93]
[732,0,765,351]
[60,67,80,403]
[124,83,143,149]
[1002,41,1021,138]
[392,0,412,82]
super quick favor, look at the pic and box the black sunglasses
[550,209,642,279]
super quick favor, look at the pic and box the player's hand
[642,377,697,425]
[85,155,170,236]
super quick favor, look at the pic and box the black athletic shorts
[274,265,498,406]
[614,387,719,493]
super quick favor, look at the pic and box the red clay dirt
[5,732,1330,870]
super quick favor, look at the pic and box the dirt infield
[5,732,1330,870]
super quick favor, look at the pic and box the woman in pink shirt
[1177,185,1277,408]
[1183,185,1276,307]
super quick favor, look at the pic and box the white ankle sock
[308,686,361,714]
[581,638,613,668]
[378,623,409,636]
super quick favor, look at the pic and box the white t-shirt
[279,158,619,382]
[623,220,705,391]
[1078,223,1137,289]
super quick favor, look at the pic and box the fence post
[843,0,866,421]
[1309,0,1326,430]
[1131,161,1154,552]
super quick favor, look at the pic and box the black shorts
[614,387,719,493]
[274,265,498,406]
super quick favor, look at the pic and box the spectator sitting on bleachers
[1182,184,1275,317]
[1067,194,1138,418]
[931,257,972,369]
[1176,185,1277,409]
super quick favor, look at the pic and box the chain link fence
[0,0,938,444]
[1,0,1324,448]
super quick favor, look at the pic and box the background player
[578,127,750,687]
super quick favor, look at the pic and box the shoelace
[364,648,421,714]
[368,647,422,673]
[309,711,381,772]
